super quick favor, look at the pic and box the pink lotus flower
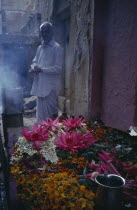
[123,178,137,204]
[89,160,100,171]
[86,157,121,181]
[100,162,109,173]
[98,150,113,162]
[40,117,60,132]
[21,123,49,149]
[89,161,109,173]
[81,132,96,148]
[86,161,120,181]
[107,162,121,176]
[55,131,96,151]
[63,116,85,129]
[86,172,99,181]
[86,161,109,181]
[97,150,121,175]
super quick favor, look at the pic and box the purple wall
[91,0,108,121]
[92,0,137,130]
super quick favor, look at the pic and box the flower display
[10,168,95,210]
[55,131,96,151]
[10,117,137,209]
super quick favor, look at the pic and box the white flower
[39,136,58,163]
[10,137,37,164]
[10,135,58,164]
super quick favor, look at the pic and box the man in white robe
[29,22,63,123]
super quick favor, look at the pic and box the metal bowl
[95,173,125,188]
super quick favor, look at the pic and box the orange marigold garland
[11,167,95,210]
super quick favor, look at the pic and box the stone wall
[67,0,94,118]
[21,13,41,36]
[20,0,53,36]
[2,0,30,10]
[1,0,38,34]
[40,0,53,22]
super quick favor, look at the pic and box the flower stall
[10,117,137,209]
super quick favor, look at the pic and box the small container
[95,174,125,210]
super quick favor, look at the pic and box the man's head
[40,22,53,43]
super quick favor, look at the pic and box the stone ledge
[0,34,39,45]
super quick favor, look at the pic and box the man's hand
[29,66,42,73]
[34,66,42,72]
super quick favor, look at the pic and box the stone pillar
[68,0,94,119]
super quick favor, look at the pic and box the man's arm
[41,46,63,74]
[29,46,41,73]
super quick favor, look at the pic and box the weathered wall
[68,0,94,118]
[1,0,37,34]
[23,0,53,21]
[2,0,31,10]
[40,0,53,22]
[101,0,137,130]
[20,0,53,36]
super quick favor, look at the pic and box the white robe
[30,40,63,122]
[36,90,58,123]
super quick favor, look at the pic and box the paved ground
[23,116,36,129]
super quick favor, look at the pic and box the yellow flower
[61,193,65,198]
[11,151,95,210]
[80,185,86,191]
